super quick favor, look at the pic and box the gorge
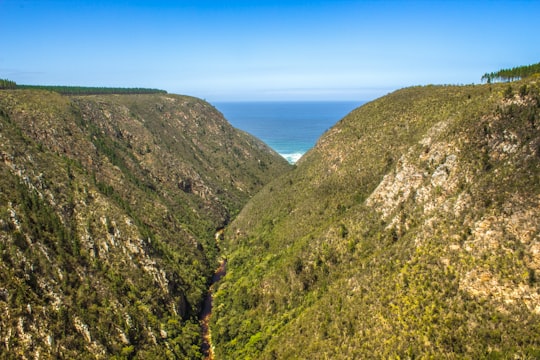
[1,74,540,359]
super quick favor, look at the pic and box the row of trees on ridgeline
[0,79,17,89]
[0,79,166,95]
[16,85,167,95]
[482,62,540,83]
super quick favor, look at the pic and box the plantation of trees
[0,79,17,89]
[16,85,167,95]
[0,79,166,95]
[482,62,540,83]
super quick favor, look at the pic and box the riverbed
[200,259,227,359]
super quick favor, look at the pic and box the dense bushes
[212,79,540,358]
[0,89,289,358]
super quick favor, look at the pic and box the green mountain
[0,90,290,358]
[2,74,540,359]
[212,79,540,358]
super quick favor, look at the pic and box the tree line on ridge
[482,62,540,83]
[0,79,166,95]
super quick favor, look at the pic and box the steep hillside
[0,90,290,359]
[213,80,540,358]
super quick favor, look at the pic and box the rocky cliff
[0,90,290,358]
[212,80,540,358]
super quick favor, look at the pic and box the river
[200,258,227,359]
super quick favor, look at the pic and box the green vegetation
[0,89,290,358]
[0,78,17,89]
[212,78,540,358]
[3,67,540,359]
[1,79,166,94]
[16,84,167,95]
[482,61,540,83]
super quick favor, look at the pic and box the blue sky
[1,0,539,101]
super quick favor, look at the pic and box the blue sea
[214,101,364,163]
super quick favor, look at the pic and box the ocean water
[214,101,364,163]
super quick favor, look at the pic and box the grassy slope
[212,80,540,359]
[0,90,290,359]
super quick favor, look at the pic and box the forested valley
[1,63,540,358]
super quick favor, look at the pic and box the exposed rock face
[213,80,540,359]
[366,103,540,314]
[0,90,290,358]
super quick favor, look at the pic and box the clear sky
[1,0,539,101]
